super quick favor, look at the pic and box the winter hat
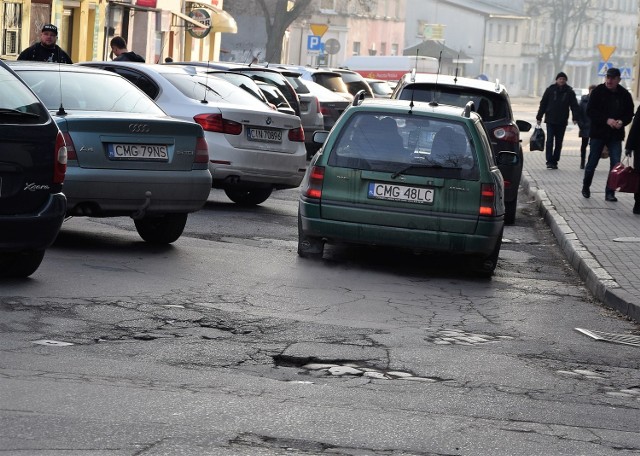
[556,72,568,81]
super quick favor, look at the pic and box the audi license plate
[247,128,282,143]
[108,144,168,161]
[368,182,434,204]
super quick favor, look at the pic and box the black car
[0,60,67,277]
[331,68,374,98]
[391,73,532,224]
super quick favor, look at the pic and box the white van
[340,55,439,82]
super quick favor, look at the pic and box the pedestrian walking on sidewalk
[577,85,596,169]
[536,72,580,169]
[623,106,640,214]
[581,67,634,202]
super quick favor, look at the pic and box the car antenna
[200,61,211,104]
[429,50,443,107]
[56,60,67,116]
[409,50,419,114]
[454,51,460,83]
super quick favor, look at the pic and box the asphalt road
[1,182,639,453]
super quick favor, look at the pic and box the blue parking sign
[307,35,322,51]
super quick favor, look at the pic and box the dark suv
[391,73,531,224]
[0,60,67,277]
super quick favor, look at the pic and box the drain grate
[575,328,640,347]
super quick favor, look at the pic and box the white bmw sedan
[81,62,307,205]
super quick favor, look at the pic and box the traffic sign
[598,61,612,76]
[620,67,632,79]
[307,35,322,51]
[598,44,616,62]
[310,23,328,37]
[324,38,341,55]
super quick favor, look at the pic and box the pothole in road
[273,355,450,382]
[425,328,514,345]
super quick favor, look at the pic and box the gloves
[625,149,632,157]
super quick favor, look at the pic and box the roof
[399,73,507,95]
[436,0,526,17]
[355,98,480,121]
[403,40,473,64]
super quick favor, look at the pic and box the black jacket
[536,83,580,126]
[17,43,72,64]
[114,51,145,62]
[624,105,640,170]
[587,83,634,141]
[577,94,591,138]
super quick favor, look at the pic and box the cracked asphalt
[1,186,639,455]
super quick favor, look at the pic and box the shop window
[2,2,21,56]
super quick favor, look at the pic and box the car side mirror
[313,130,330,144]
[516,120,532,132]
[497,151,519,166]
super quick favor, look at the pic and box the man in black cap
[536,71,580,169]
[582,67,634,202]
[18,23,72,63]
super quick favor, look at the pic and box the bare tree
[528,0,592,74]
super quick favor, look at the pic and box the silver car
[10,62,212,244]
[82,62,307,206]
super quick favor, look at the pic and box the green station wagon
[298,98,513,276]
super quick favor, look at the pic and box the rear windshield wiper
[391,163,442,178]
[0,108,39,119]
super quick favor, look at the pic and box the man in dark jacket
[623,107,640,214]
[17,24,72,64]
[536,71,580,169]
[110,36,145,62]
[582,67,634,202]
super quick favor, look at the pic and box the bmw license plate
[108,144,168,161]
[247,128,282,143]
[368,182,434,204]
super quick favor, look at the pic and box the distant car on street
[365,78,394,98]
[11,61,211,244]
[0,60,67,277]
[81,62,307,206]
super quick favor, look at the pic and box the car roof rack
[462,100,476,118]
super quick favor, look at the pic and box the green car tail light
[480,183,497,216]
[303,165,325,199]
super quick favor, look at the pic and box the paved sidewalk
[516,106,640,323]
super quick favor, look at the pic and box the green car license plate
[108,144,168,161]
[247,127,282,143]
[368,182,434,204]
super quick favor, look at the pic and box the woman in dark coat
[577,85,596,169]
[623,105,640,214]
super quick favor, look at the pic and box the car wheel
[134,213,188,244]
[472,228,503,278]
[504,198,517,225]
[224,188,273,206]
[297,213,324,259]
[0,250,46,278]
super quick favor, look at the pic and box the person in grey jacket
[536,72,580,169]
[577,85,596,169]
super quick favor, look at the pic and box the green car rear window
[328,112,479,179]
[0,66,49,123]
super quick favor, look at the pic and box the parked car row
[1,58,527,279]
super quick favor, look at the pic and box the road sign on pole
[310,24,329,38]
[307,35,322,52]
[598,44,616,62]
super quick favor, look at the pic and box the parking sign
[307,35,322,51]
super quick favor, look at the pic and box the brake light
[62,132,76,161]
[54,131,67,184]
[315,97,321,113]
[194,113,243,135]
[492,125,519,143]
[194,136,209,164]
[303,166,325,199]
[288,126,305,142]
[320,106,331,116]
[479,183,496,216]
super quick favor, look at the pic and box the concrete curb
[521,171,640,322]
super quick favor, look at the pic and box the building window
[353,41,361,56]
[380,42,387,55]
[391,43,398,56]
[488,24,494,42]
[320,0,336,12]
[2,2,21,56]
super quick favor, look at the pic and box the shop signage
[188,8,211,39]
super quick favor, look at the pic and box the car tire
[134,213,188,244]
[224,188,272,206]
[504,198,517,225]
[472,228,503,278]
[297,213,324,259]
[0,250,46,278]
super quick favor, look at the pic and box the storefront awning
[184,0,237,33]
[171,10,209,29]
